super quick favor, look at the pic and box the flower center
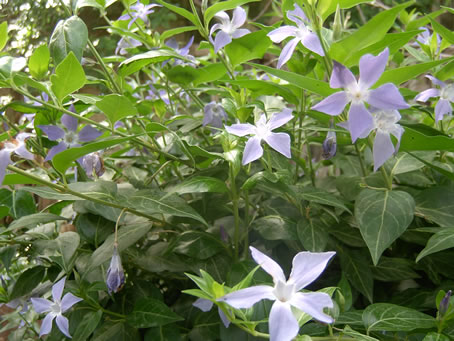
[64,131,78,146]
[295,25,309,40]
[273,281,295,303]
[373,110,400,132]
[346,82,369,104]
[440,85,454,101]
[254,121,271,140]
[50,302,61,315]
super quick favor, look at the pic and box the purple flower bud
[220,225,229,243]
[106,244,125,294]
[322,130,337,160]
[439,290,452,317]
[81,152,105,178]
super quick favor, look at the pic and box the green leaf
[363,303,436,332]
[56,231,80,271]
[225,31,271,67]
[415,187,454,227]
[400,125,454,152]
[297,217,328,252]
[297,186,351,213]
[422,333,451,341]
[228,79,299,104]
[173,231,225,260]
[165,176,227,195]
[166,63,227,86]
[144,325,182,341]
[372,257,420,281]
[329,2,412,64]
[7,213,66,231]
[155,0,197,26]
[11,189,36,219]
[75,0,105,11]
[204,0,259,24]
[49,16,88,65]
[95,94,137,124]
[355,189,415,265]
[128,298,183,328]
[341,326,379,341]
[51,52,86,101]
[429,18,454,45]
[73,310,103,341]
[252,216,296,240]
[29,45,50,80]
[53,137,130,174]
[0,56,27,80]
[406,9,445,31]
[317,0,373,21]
[92,322,140,341]
[406,151,454,181]
[10,266,46,299]
[160,26,197,41]
[0,22,8,52]
[75,213,114,247]
[416,228,454,262]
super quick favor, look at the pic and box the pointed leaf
[29,44,50,80]
[51,51,86,101]
[417,228,454,262]
[128,298,183,328]
[95,94,137,124]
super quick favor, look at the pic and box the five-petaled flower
[165,36,197,66]
[225,108,293,165]
[203,102,228,129]
[209,7,250,53]
[118,1,160,29]
[193,298,231,328]
[38,106,102,161]
[311,48,409,142]
[106,244,125,294]
[0,133,34,185]
[115,37,142,55]
[31,277,82,338]
[218,246,335,341]
[415,75,454,122]
[268,4,324,69]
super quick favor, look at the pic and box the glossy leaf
[0,22,8,51]
[415,187,454,227]
[28,44,50,80]
[318,0,373,21]
[417,228,454,262]
[128,298,183,328]
[73,310,103,341]
[225,31,271,67]
[165,176,227,195]
[56,231,80,271]
[7,213,66,231]
[297,217,328,252]
[96,94,137,124]
[51,52,86,101]
[10,266,46,299]
[173,231,226,259]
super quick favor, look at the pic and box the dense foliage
[0,0,454,340]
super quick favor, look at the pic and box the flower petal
[38,125,65,141]
[415,88,440,102]
[61,293,82,313]
[368,83,409,110]
[78,126,103,142]
[180,36,194,56]
[358,48,389,89]
[15,143,34,160]
[214,31,232,53]
[250,246,286,283]
[268,108,293,130]
[209,23,222,37]
[311,91,349,116]
[288,251,335,291]
[61,114,78,132]
[56,314,71,338]
[435,98,452,122]
[231,7,247,29]
[290,292,333,324]
[287,4,308,25]
[269,301,299,341]
[347,103,374,143]
[426,75,446,88]
[373,130,395,171]
[214,11,230,26]
[264,132,291,158]
[217,285,274,309]
[218,307,231,328]
[267,26,298,43]
[0,150,12,185]
[277,37,300,69]
[45,141,68,161]
[301,32,324,56]
[39,313,56,337]
[231,28,250,39]
[52,277,66,302]
[31,298,53,314]
[242,136,263,165]
[225,123,255,136]
[330,61,356,89]
[193,298,213,312]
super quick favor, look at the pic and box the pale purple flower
[415,75,454,122]
[322,130,337,160]
[416,27,441,47]
[81,152,105,179]
[209,7,251,53]
[203,102,228,128]
[106,244,125,294]
[146,84,170,105]
[118,1,160,29]
[311,48,409,142]
[218,246,335,341]
[165,36,196,66]
[0,133,34,184]
[267,4,324,69]
[115,37,142,55]
[225,108,293,165]
[193,298,230,328]
[38,106,102,161]
[31,277,82,338]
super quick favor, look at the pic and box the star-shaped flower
[0,132,34,184]
[31,277,82,338]
[209,7,251,53]
[115,37,142,55]
[203,102,228,129]
[225,108,293,165]
[311,48,409,142]
[415,75,454,122]
[267,4,324,69]
[218,246,335,341]
[118,1,160,29]
[165,36,197,66]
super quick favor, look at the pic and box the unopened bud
[106,244,125,294]
[333,5,342,41]
[439,290,452,317]
[82,152,105,178]
[322,130,337,160]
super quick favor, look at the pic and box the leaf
[355,189,415,265]
[29,45,50,80]
[166,63,227,86]
[430,18,454,45]
[406,151,454,181]
[51,52,86,101]
[75,0,105,11]
[173,231,225,260]
[56,231,80,271]
[0,22,8,52]
[416,228,454,262]
[204,0,259,24]
[372,257,420,281]
[225,31,271,67]
[317,0,373,21]
[144,325,182,341]
[0,56,27,79]
[95,94,137,124]
[7,213,67,231]
[329,2,412,63]
[415,187,454,227]
[297,217,328,252]
[127,298,183,328]
[160,26,197,41]
[11,189,36,219]
[92,322,140,341]
[252,216,296,240]
[422,333,451,341]
[362,303,436,332]
[155,0,197,26]
[165,176,227,195]
[49,16,88,65]
[53,137,131,174]
[73,310,103,341]
[228,79,299,104]
[297,186,351,213]
[400,125,454,152]
[75,213,114,247]
[342,326,379,341]
[10,266,46,299]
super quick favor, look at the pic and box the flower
[203,102,228,128]
[415,27,440,47]
[165,36,196,66]
[267,4,324,69]
[415,75,454,122]
[439,290,452,317]
[225,108,293,165]
[193,298,230,328]
[38,106,102,161]
[146,84,170,105]
[322,129,337,160]
[218,246,335,341]
[311,48,409,142]
[115,37,142,55]
[106,244,125,294]
[30,277,82,338]
[0,133,34,184]
[81,152,105,179]
[118,1,160,29]
[209,7,251,53]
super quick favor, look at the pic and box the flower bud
[106,244,125,294]
[333,5,342,41]
[82,152,105,178]
[439,290,452,317]
[322,130,337,160]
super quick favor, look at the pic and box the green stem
[229,166,241,261]
[242,190,250,259]
[305,131,316,186]
[87,40,122,94]
[354,143,367,177]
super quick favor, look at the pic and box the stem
[229,165,241,261]
[114,208,127,244]
[242,190,250,259]
[305,131,316,186]
[354,143,367,177]
[87,40,122,94]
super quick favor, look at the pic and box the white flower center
[441,85,454,101]
[3,140,18,151]
[64,131,79,146]
[51,302,61,315]
[221,22,235,35]
[254,120,271,140]
[295,25,309,41]
[373,110,400,133]
[346,82,369,104]
[273,280,295,302]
